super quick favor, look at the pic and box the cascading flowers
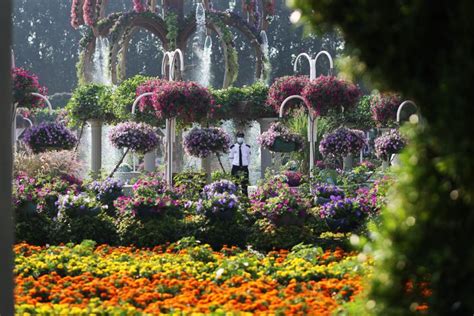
[12,67,48,110]
[196,180,240,220]
[266,75,310,114]
[250,178,310,226]
[369,92,402,127]
[108,122,159,177]
[318,195,366,232]
[137,80,215,124]
[202,179,238,198]
[21,122,78,154]
[109,121,159,153]
[319,127,366,160]
[301,75,361,116]
[87,178,123,207]
[183,127,231,158]
[374,128,406,161]
[132,0,146,12]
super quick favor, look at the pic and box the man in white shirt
[229,131,250,196]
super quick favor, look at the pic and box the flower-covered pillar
[257,117,277,178]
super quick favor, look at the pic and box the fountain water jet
[92,37,111,85]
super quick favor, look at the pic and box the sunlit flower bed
[15,240,368,315]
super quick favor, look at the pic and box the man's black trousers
[231,165,249,196]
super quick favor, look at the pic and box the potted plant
[266,75,310,114]
[312,183,345,206]
[369,92,402,128]
[11,67,48,110]
[250,177,311,226]
[137,79,215,124]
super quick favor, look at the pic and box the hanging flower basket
[370,92,402,127]
[12,67,48,110]
[258,122,305,153]
[301,75,361,116]
[270,137,298,152]
[266,75,310,114]
[137,80,215,124]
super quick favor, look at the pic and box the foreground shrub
[114,174,184,247]
[250,177,311,226]
[55,192,117,244]
[13,174,81,244]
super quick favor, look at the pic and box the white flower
[215,268,225,279]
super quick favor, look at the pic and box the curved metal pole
[131,92,155,115]
[294,53,315,79]
[31,92,53,114]
[279,94,316,176]
[170,48,184,81]
[397,100,418,123]
[279,95,306,118]
[314,50,333,77]
[160,49,185,187]
[161,51,172,77]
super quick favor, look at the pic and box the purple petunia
[183,127,231,158]
[109,122,159,153]
[319,127,366,159]
[374,129,406,161]
[22,122,78,154]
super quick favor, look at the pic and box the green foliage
[173,172,207,201]
[210,82,274,121]
[248,218,316,251]
[15,209,54,245]
[164,12,178,50]
[330,95,376,130]
[54,211,118,245]
[66,83,114,126]
[115,212,185,248]
[291,0,474,314]
[110,74,162,125]
[191,212,249,250]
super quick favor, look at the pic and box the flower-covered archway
[72,0,275,87]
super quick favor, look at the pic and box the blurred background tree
[290,0,474,314]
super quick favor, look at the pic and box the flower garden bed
[15,240,367,315]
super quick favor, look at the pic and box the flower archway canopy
[136,80,215,124]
